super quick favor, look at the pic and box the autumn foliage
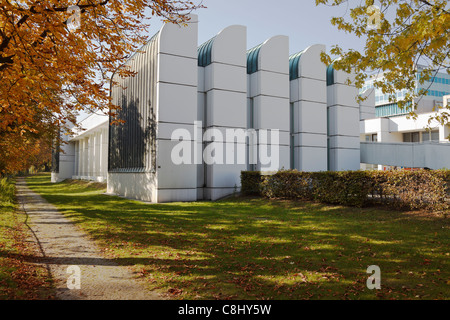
[0,0,201,174]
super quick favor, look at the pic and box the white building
[52,14,365,203]
[359,65,450,170]
[360,87,450,171]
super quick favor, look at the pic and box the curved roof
[288,50,305,81]
[326,64,335,86]
[198,36,216,67]
[246,43,263,74]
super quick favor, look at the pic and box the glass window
[372,134,378,142]
[431,130,439,141]
[403,133,411,142]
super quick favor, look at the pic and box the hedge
[241,169,450,213]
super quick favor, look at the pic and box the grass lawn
[0,177,54,299]
[26,173,449,300]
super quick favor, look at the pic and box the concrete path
[15,177,163,300]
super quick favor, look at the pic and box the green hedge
[240,171,263,195]
[241,169,450,213]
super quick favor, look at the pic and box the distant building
[360,65,450,170]
[361,66,450,117]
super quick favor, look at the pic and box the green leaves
[317,0,450,128]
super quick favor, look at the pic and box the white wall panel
[158,82,198,124]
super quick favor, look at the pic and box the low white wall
[361,141,450,169]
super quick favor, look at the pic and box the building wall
[51,129,75,183]
[107,31,159,200]
[360,95,450,169]
[360,108,449,144]
[108,15,199,202]
[247,35,290,172]
[361,142,450,170]
[197,25,248,201]
[289,44,328,171]
[70,113,109,182]
[362,67,450,117]
[359,88,375,121]
[327,65,361,171]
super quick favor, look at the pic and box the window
[403,132,420,142]
[431,131,439,141]
[403,133,411,142]
[423,130,440,141]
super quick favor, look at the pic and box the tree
[0,132,52,175]
[316,0,450,129]
[0,0,202,174]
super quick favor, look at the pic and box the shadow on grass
[25,173,449,300]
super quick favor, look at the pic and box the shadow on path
[15,177,163,300]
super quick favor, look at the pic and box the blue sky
[79,1,367,121]
[146,0,366,56]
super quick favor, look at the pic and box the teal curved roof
[247,43,263,74]
[289,50,305,81]
[198,37,216,67]
[326,64,335,86]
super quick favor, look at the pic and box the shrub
[241,169,450,213]
[310,171,375,207]
[240,171,263,195]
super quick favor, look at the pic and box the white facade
[51,113,109,183]
[247,35,291,172]
[52,15,365,202]
[289,45,328,171]
[362,66,450,117]
[108,14,199,203]
[197,25,248,200]
[326,64,361,171]
[360,95,450,170]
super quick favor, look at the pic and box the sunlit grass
[26,173,449,300]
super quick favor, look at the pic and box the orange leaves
[0,1,202,174]
[0,1,201,125]
[0,132,52,174]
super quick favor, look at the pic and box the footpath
[15,177,163,300]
